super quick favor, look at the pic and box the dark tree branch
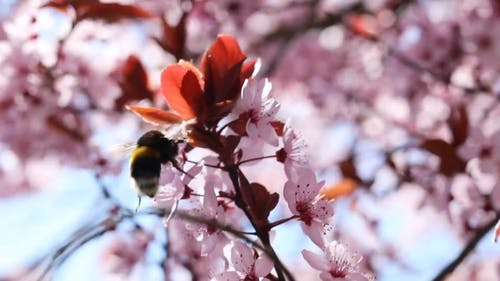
[356,32,495,98]
[431,213,500,281]
[256,0,497,98]
[259,2,366,43]
[36,214,126,281]
[35,198,294,281]
[255,0,335,77]
[225,165,294,281]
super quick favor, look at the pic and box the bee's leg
[135,195,142,212]
[180,148,188,162]
[171,159,194,178]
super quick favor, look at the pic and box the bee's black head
[137,130,178,164]
[137,130,165,146]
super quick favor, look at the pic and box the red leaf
[161,61,205,120]
[448,104,469,147]
[240,60,256,82]
[126,106,183,125]
[217,60,245,101]
[421,139,466,176]
[320,178,357,200]
[348,14,378,39]
[209,99,237,122]
[228,112,249,136]
[115,55,153,110]
[200,34,246,104]
[248,182,279,223]
[220,135,241,155]
[42,1,71,12]
[75,3,154,23]
[187,126,224,152]
[339,156,363,184]
[270,121,285,136]
[154,15,186,59]
[494,219,500,242]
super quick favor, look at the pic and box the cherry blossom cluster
[125,34,372,281]
[3,0,500,280]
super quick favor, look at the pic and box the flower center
[295,202,313,225]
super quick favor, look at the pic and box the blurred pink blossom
[302,240,371,281]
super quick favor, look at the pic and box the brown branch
[431,213,500,281]
[256,0,338,77]
[357,32,495,98]
[35,197,294,281]
[259,0,417,44]
[225,165,294,281]
[259,2,366,43]
[36,214,126,281]
[257,0,497,98]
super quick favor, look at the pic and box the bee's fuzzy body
[130,130,179,198]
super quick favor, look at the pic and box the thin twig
[257,0,323,77]
[268,216,298,229]
[237,154,276,165]
[36,215,126,281]
[431,213,500,281]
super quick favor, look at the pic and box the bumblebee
[130,130,185,208]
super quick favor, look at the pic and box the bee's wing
[105,142,137,162]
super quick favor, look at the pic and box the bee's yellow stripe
[130,146,161,163]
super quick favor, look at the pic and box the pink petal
[491,183,500,210]
[346,272,372,281]
[212,271,240,281]
[319,272,336,281]
[201,233,217,256]
[302,221,326,248]
[254,255,273,277]
[231,241,254,274]
[283,180,298,214]
[302,249,329,271]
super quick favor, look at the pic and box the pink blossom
[459,129,500,165]
[277,123,308,180]
[154,163,201,209]
[491,182,500,211]
[459,129,500,194]
[460,14,500,69]
[102,230,153,278]
[395,14,459,76]
[55,53,121,110]
[284,168,334,246]
[233,78,280,146]
[231,241,273,278]
[185,184,230,256]
[302,241,370,281]
[213,241,273,281]
[167,220,228,280]
[153,173,184,209]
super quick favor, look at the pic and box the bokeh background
[1,0,500,280]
